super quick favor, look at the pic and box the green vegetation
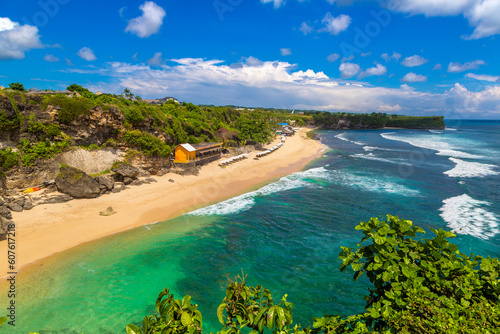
[127,215,500,333]
[20,137,72,167]
[42,94,96,124]
[312,112,445,129]
[123,130,172,157]
[89,169,111,177]
[8,82,25,91]
[0,148,19,172]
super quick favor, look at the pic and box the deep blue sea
[3,120,500,333]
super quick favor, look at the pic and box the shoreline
[0,128,324,279]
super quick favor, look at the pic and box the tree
[67,84,94,98]
[122,88,134,100]
[8,82,24,91]
[127,216,500,333]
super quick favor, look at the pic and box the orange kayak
[23,187,41,193]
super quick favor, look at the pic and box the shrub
[20,137,72,166]
[46,123,62,137]
[123,130,171,157]
[9,82,25,91]
[0,148,19,171]
[43,95,95,124]
[27,114,46,134]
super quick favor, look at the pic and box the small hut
[174,142,222,164]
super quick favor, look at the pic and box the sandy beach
[0,128,324,278]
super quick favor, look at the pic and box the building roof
[191,142,222,150]
[178,143,196,152]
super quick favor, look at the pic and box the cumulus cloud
[299,22,313,35]
[381,52,401,62]
[401,55,429,67]
[280,48,292,56]
[0,17,44,60]
[77,47,97,61]
[261,0,286,9]
[358,64,387,79]
[64,57,500,117]
[320,13,351,35]
[448,60,485,73]
[125,1,166,38]
[433,64,443,70]
[327,53,340,62]
[339,62,361,78]
[466,73,500,82]
[402,72,428,83]
[44,54,60,62]
[147,52,163,66]
[383,0,500,39]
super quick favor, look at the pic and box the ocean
[4,120,500,333]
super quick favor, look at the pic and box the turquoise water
[2,120,500,333]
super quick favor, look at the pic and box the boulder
[111,163,140,179]
[99,206,117,216]
[0,216,13,239]
[23,198,34,210]
[0,206,12,220]
[123,177,133,185]
[95,175,114,190]
[130,179,145,186]
[6,202,23,212]
[41,194,74,204]
[55,166,101,199]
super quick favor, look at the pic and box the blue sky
[0,0,499,118]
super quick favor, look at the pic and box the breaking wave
[380,133,482,159]
[335,133,365,146]
[352,153,412,166]
[439,194,499,240]
[444,158,499,178]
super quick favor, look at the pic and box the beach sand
[0,128,324,278]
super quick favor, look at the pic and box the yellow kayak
[23,187,41,193]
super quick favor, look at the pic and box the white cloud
[147,52,163,66]
[433,63,443,70]
[339,62,361,78]
[0,17,44,60]
[466,73,500,82]
[342,54,354,62]
[261,0,286,9]
[299,22,313,35]
[361,52,372,57]
[66,57,500,117]
[381,52,401,62]
[280,48,292,56]
[358,64,387,79]
[125,1,166,38]
[327,53,340,62]
[383,0,500,39]
[44,54,60,62]
[401,55,429,67]
[402,72,428,83]
[77,47,97,61]
[320,13,351,35]
[65,58,73,66]
[119,7,127,18]
[448,60,485,73]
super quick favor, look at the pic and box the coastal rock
[130,179,145,186]
[6,202,23,212]
[55,166,101,199]
[38,194,74,204]
[123,177,133,185]
[95,175,115,190]
[0,206,12,220]
[144,177,157,183]
[23,198,34,210]
[12,196,26,208]
[99,206,117,216]
[0,216,13,239]
[111,163,140,179]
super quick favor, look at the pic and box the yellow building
[174,142,222,164]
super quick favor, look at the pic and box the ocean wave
[362,146,404,152]
[439,194,499,240]
[335,133,365,146]
[444,158,499,178]
[187,167,328,216]
[187,165,419,216]
[429,130,444,134]
[352,153,413,166]
[445,128,457,131]
[380,133,482,159]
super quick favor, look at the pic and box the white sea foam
[429,130,444,134]
[439,194,499,240]
[444,158,499,178]
[335,133,365,146]
[187,167,328,216]
[445,128,457,131]
[381,133,482,159]
[352,153,412,166]
[362,146,404,152]
[187,166,419,216]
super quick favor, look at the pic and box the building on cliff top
[145,96,181,105]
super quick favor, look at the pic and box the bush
[27,114,46,134]
[19,137,72,166]
[127,216,500,334]
[0,148,19,171]
[9,82,25,91]
[43,95,95,124]
[123,130,171,157]
[46,123,62,137]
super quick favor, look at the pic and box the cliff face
[313,113,446,130]
[0,94,172,190]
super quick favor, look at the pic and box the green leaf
[0,316,6,327]
[254,307,268,325]
[126,324,143,334]
[277,307,286,329]
[182,295,192,308]
[258,318,264,333]
[181,312,193,326]
[143,316,149,334]
[266,306,275,329]
[217,303,226,324]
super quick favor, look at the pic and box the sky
[0,0,499,118]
